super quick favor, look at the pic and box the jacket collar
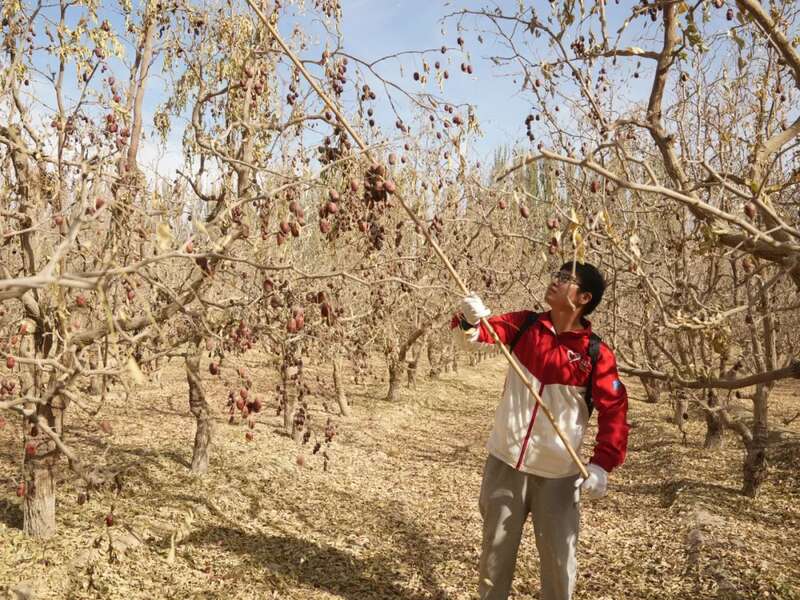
[538,310,593,338]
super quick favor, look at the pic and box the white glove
[575,463,608,502]
[460,293,490,326]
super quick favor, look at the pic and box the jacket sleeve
[449,310,530,349]
[589,345,630,472]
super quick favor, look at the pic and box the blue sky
[333,0,532,159]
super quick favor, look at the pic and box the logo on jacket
[567,350,593,373]
[612,379,623,393]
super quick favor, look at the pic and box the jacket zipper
[515,381,545,470]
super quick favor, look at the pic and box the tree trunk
[89,355,103,396]
[332,357,350,416]
[22,405,59,538]
[742,385,770,498]
[282,343,303,442]
[282,366,292,432]
[186,341,211,474]
[386,320,437,400]
[640,376,663,403]
[427,338,442,379]
[406,344,421,389]
[406,360,417,389]
[351,350,367,387]
[282,365,297,432]
[21,297,60,537]
[703,412,724,450]
[703,389,724,450]
[670,389,689,444]
[387,358,402,402]
[22,450,57,538]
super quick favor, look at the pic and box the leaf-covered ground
[1,354,799,599]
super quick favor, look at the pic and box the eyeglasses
[550,271,580,286]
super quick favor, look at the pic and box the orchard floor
[1,354,800,600]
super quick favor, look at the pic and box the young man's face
[544,270,590,314]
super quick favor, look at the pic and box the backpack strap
[509,312,539,353]
[584,333,602,417]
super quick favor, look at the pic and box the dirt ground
[1,353,799,599]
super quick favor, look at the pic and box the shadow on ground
[185,526,443,600]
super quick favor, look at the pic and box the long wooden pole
[245,0,589,480]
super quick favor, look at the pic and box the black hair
[559,261,605,316]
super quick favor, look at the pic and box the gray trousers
[478,454,580,600]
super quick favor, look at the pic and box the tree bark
[703,412,724,450]
[386,358,402,402]
[22,403,59,538]
[22,460,57,539]
[282,342,303,441]
[186,340,211,474]
[385,322,431,401]
[332,357,350,416]
[427,338,442,379]
[668,389,688,444]
[88,352,103,396]
[702,389,724,450]
[406,360,417,389]
[742,384,770,497]
[640,376,663,403]
[282,365,296,432]
[21,320,61,539]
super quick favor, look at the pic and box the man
[452,261,629,600]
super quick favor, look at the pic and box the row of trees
[1,0,798,540]
[0,0,512,538]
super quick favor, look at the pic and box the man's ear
[578,291,592,311]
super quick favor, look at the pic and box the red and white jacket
[452,310,629,478]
